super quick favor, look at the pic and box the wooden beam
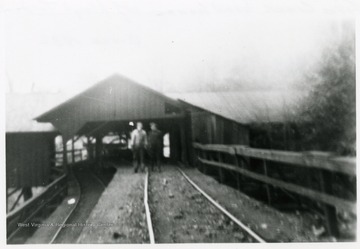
[9,189,24,212]
[319,169,339,236]
[193,143,356,176]
[71,138,75,164]
[180,122,187,163]
[262,160,272,205]
[63,138,68,175]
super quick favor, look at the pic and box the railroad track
[144,166,266,243]
[14,164,266,244]
[49,167,107,244]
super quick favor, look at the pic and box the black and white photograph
[1,0,358,246]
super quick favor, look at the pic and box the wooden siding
[190,111,211,144]
[190,110,249,146]
[6,133,55,188]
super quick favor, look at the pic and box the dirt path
[148,166,255,243]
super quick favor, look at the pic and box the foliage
[297,28,356,155]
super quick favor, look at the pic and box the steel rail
[177,167,266,243]
[51,169,107,244]
[49,174,81,244]
[144,171,155,244]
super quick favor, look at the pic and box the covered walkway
[35,74,193,173]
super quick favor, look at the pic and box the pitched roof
[6,76,305,134]
[35,74,180,121]
[34,74,183,141]
[6,92,71,132]
[168,90,306,124]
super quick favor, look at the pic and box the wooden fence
[7,148,88,240]
[7,174,67,239]
[193,143,356,237]
[55,148,88,166]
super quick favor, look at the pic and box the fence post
[233,147,241,191]
[218,152,224,183]
[202,150,207,174]
[306,151,339,237]
[263,160,272,205]
[319,169,339,237]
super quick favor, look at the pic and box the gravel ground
[181,166,325,242]
[148,166,255,243]
[77,166,149,244]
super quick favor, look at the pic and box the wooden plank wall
[190,111,250,146]
[6,133,56,188]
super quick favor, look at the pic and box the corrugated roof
[6,92,71,132]
[167,91,306,124]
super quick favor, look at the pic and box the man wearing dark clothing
[147,122,163,172]
[130,122,147,173]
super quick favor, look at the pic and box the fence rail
[193,142,356,237]
[194,143,356,176]
[7,174,67,239]
[55,148,88,165]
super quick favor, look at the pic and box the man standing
[147,122,163,172]
[130,122,147,173]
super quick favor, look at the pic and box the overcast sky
[1,0,358,94]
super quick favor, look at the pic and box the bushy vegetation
[297,26,356,155]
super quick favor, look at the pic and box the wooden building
[35,74,192,164]
[6,74,304,191]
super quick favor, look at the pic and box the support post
[218,152,224,183]
[23,187,33,201]
[63,138,69,175]
[319,169,339,237]
[87,136,93,161]
[72,137,75,163]
[95,135,103,169]
[170,129,180,162]
[233,150,241,191]
[202,150,207,174]
[185,112,195,166]
[180,122,188,164]
[263,160,272,205]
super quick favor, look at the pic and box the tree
[298,24,355,155]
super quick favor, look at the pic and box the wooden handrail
[198,158,356,214]
[54,148,86,154]
[7,174,68,238]
[7,174,67,219]
[193,142,357,236]
[193,143,356,176]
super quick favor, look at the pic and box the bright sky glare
[2,0,358,94]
